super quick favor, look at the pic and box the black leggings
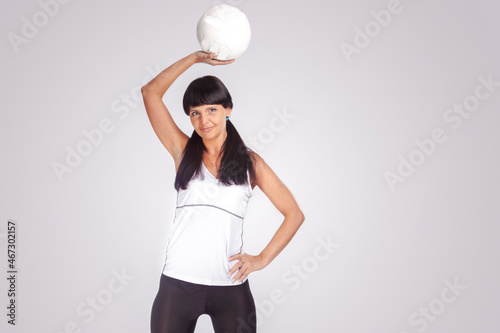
[151,274,257,333]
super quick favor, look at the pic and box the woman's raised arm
[141,51,234,170]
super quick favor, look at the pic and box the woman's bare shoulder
[248,151,265,173]
[247,151,303,218]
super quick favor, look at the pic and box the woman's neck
[203,131,227,157]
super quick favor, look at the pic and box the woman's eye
[209,108,216,112]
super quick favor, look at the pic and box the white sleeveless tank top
[162,161,253,286]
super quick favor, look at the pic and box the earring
[226,116,230,121]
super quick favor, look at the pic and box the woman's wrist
[189,52,200,64]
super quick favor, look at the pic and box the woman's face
[189,104,232,140]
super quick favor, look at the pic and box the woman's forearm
[259,211,305,267]
[142,53,198,97]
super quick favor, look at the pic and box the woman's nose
[200,112,210,123]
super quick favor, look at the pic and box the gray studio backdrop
[1,0,499,332]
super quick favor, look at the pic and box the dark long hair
[174,75,256,191]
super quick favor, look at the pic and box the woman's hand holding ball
[193,51,235,66]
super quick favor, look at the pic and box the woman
[141,51,305,333]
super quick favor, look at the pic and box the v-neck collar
[202,161,219,180]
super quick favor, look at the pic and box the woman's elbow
[141,85,150,95]
[290,209,305,225]
[298,210,305,224]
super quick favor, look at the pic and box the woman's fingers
[227,254,243,277]
[195,51,235,66]
[207,57,235,66]
[228,253,265,283]
[232,265,249,283]
[229,261,246,283]
[204,52,217,59]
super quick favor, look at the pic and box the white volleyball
[196,4,251,60]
